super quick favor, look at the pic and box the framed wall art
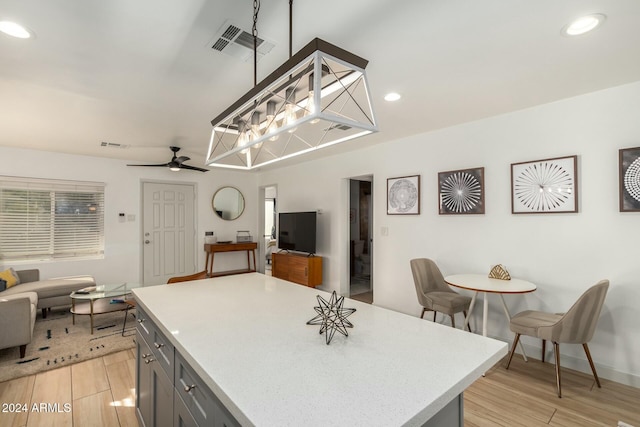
[387,175,420,215]
[511,155,578,214]
[438,167,485,214]
[619,146,640,212]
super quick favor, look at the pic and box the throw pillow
[0,268,19,288]
[0,279,6,292]
[10,267,20,285]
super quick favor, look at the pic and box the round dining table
[445,274,537,360]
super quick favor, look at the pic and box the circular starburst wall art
[619,146,640,212]
[511,155,578,214]
[438,167,485,214]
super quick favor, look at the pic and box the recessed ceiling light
[0,20,33,39]
[562,14,606,36]
[384,92,401,102]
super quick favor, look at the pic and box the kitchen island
[132,273,507,426]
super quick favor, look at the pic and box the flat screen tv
[278,211,317,254]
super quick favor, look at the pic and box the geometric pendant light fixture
[206,2,377,170]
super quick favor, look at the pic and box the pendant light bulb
[306,74,320,124]
[266,100,279,141]
[284,87,298,133]
[237,119,250,154]
[251,111,262,148]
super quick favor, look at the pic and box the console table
[204,242,257,277]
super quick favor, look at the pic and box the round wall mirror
[212,186,245,221]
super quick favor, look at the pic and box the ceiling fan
[127,146,209,172]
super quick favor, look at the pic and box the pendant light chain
[253,0,260,86]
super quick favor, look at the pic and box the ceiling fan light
[170,167,181,172]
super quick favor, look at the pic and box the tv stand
[271,252,322,287]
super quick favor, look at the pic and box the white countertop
[133,273,507,427]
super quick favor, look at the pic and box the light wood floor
[466,354,640,426]
[1,349,638,426]
[0,349,137,427]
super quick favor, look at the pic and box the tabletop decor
[306,291,356,345]
[619,146,640,212]
[438,167,485,214]
[488,264,511,280]
[387,175,420,215]
[511,155,578,213]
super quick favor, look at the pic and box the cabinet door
[288,259,309,284]
[136,334,152,427]
[137,333,174,427]
[150,357,174,427]
[174,393,198,427]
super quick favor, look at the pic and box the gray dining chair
[505,280,609,397]
[410,258,471,330]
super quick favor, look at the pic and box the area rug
[0,307,136,383]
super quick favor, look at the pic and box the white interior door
[142,182,196,285]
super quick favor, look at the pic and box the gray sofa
[0,291,37,358]
[0,269,95,358]
[2,269,95,318]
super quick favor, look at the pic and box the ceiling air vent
[326,124,352,131]
[100,141,129,149]
[210,21,275,62]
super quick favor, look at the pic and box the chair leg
[19,344,26,358]
[420,308,427,319]
[433,311,437,322]
[542,339,546,363]
[505,333,520,369]
[554,342,562,398]
[41,308,47,319]
[450,314,455,328]
[583,343,601,388]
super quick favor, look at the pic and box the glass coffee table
[70,283,142,334]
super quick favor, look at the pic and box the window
[0,176,105,261]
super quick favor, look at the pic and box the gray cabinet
[136,315,175,427]
[135,305,240,427]
[174,393,198,427]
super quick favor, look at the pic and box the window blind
[0,176,105,261]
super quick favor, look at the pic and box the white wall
[1,80,638,386]
[0,147,258,282]
[257,81,640,386]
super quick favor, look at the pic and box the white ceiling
[1,0,639,171]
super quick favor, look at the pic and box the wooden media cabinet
[271,252,322,287]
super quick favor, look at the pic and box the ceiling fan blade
[179,164,209,172]
[127,163,170,167]
[126,147,206,172]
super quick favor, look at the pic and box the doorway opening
[349,177,373,304]
[262,186,277,275]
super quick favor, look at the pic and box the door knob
[145,240,150,244]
